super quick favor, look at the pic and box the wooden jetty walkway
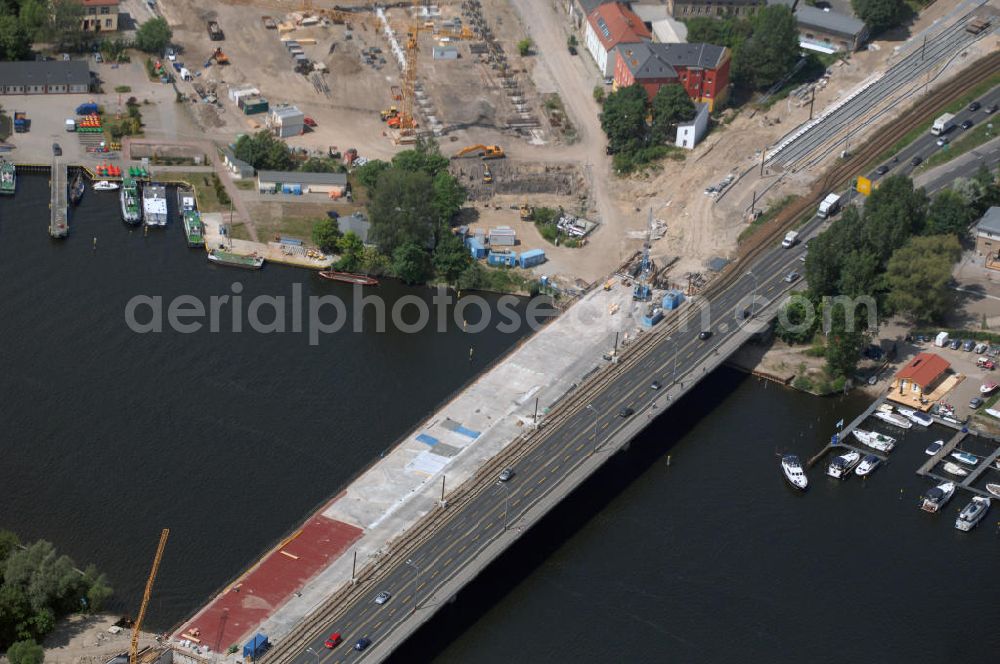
[807,394,888,468]
[49,158,67,238]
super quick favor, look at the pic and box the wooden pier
[49,158,68,238]
[807,394,888,468]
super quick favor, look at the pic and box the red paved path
[176,515,362,652]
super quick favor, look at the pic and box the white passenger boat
[955,496,990,532]
[827,451,861,479]
[852,429,896,453]
[143,183,168,227]
[874,411,913,429]
[925,440,944,455]
[780,454,808,490]
[920,482,955,513]
[855,454,880,477]
[951,450,978,466]
[93,180,119,191]
[943,462,969,477]
[897,407,933,427]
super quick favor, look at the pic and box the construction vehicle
[211,48,229,65]
[13,111,28,133]
[519,204,533,220]
[380,106,399,121]
[207,20,224,41]
[130,529,169,664]
[453,144,505,160]
[483,164,493,183]
[262,16,277,29]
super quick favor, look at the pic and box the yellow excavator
[453,144,505,160]
[483,164,493,183]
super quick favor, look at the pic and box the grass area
[918,121,997,171]
[738,194,800,243]
[252,215,320,241]
[161,171,229,212]
[234,179,255,190]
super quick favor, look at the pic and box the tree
[48,0,85,49]
[925,189,973,236]
[81,566,112,613]
[391,138,449,176]
[517,38,532,56]
[651,84,696,143]
[233,131,293,171]
[0,528,19,561]
[18,0,48,42]
[299,157,342,173]
[733,6,799,90]
[0,14,30,61]
[7,639,44,664]
[861,175,928,264]
[353,159,390,190]
[368,168,435,254]
[391,241,432,284]
[135,17,172,54]
[837,249,880,298]
[311,218,341,253]
[685,16,753,49]
[430,170,465,226]
[335,231,365,272]
[824,302,868,379]
[599,83,648,153]
[852,0,906,34]
[884,234,961,322]
[432,231,471,283]
[776,296,818,344]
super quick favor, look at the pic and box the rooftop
[977,207,1000,235]
[270,105,304,120]
[257,170,348,186]
[588,2,651,51]
[0,60,90,87]
[795,6,867,37]
[896,352,950,388]
[617,41,727,78]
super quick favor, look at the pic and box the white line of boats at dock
[780,402,1000,532]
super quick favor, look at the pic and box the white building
[584,2,651,80]
[267,104,305,138]
[675,102,709,150]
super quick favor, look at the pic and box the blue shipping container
[518,249,546,268]
[243,633,269,658]
[467,237,486,259]
[76,103,99,115]
[662,290,685,310]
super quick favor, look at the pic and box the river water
[3,175,999,661]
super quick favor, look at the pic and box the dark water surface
[3,176,1000,662]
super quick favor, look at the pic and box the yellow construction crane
[453,144,505,159]
[131,529,169,664]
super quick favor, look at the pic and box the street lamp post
[586,404,600,453]
[405,558,424,615]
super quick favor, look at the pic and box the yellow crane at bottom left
[131,528,169,664]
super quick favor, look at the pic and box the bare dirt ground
[10,614,159,664]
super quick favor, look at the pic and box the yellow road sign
[856,176,872,196]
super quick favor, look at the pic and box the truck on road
[931,113,955,136]
[782,231,800,248]
[816,193,841,219]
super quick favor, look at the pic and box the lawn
[159,171,229,212]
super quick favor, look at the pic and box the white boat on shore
[93,180,119,191]
[827,451,861,479]
[951,450,978,466]
[943,462,969,477]
[781,454,808,491]
[874,410,913,429]
[921,482,955,513]
[853,429,896,453]
[897,407,933,427]
[955,496,990,532]
[855,454,880,477]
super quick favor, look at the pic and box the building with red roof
[895,352,950,399]
[613,41,730,110]
[584,2,651,80]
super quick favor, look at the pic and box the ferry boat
[950,450,978,466]
[897,407,933,427]
[183,210,204,247]
[955,496,990,532]
[780,454,808,490]
[93,180,119,191]
[920,482,955,513]
[986,483,1000,499]
[0,159,15,195]
[826,451,861,479]
[943,462,969,477]
[874,410,912,429]
[924,440,944,456]
[142,184,167,226]
[852,429,896,453]
[319,271,379,286]
[855,454,880,477]
[207,249,264,269]
[120,177,141,225]
[69,171,85,205]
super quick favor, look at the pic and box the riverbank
[18,614,159,664]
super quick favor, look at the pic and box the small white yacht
[897,407,933,427]
[92,180,119,191]
[943,462,969,477]
[874,410,913,429]
[827,451,861,479]
[955,496,990,532]
[986,483,1000,499]
[924,440,944,456]
[781,454,808,490]
[920,482,955,513]
[853,429,896,453]
[951,450,979,466]
[855,454,880,477]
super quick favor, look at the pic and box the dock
[49,158,68,238]
[807,394,888,468]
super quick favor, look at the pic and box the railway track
[260,51,1000,663]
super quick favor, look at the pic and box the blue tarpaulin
[243,633,269,659]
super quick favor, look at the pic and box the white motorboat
[897,407,933,427]
[925,440,944,455]
[874,411,913,429]
[950,450,979,466]
[781,454,808,490]
[92,180,119,191]
[877,403,894,414]
[852,429,895,453]
[986,484,1000,499]
[827,451,861,479]
[855,454,880,477]
[943,462,969,477]
[955,496,990,532]
[920,482,955,513]
[980,381,999,395]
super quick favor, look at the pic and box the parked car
[990,345,1000,357]
[914,334,928,343]
[969,397,984,409]
[51,143,61,156]
[324,633,342,648]
[354,637,371,651]
[304,116,317,127]
[974,342,988,354]
[498,468,514,482]
[618,406,634,418]
[166,47,176,61]
[977,357,995,370]
[948,338,961,350]
[568,45,577,55]
[374,591,391,605]
[961,119,974,130]
[699,330,712,340]
[94,52,102,63]
[968,101,981,112]
[962,339,976,352]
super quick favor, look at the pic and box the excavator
[380,106,399,121]
[453,144,505,160]
[211,47,229,65]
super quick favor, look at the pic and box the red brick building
[613,42,730,110]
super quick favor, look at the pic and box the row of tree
[233,131,347,174]
[0,530,113,659]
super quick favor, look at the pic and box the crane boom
[131,529,169,664]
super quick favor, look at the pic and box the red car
[978,358,995,370]
[324,632,342,648]
[304,117,317,127]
